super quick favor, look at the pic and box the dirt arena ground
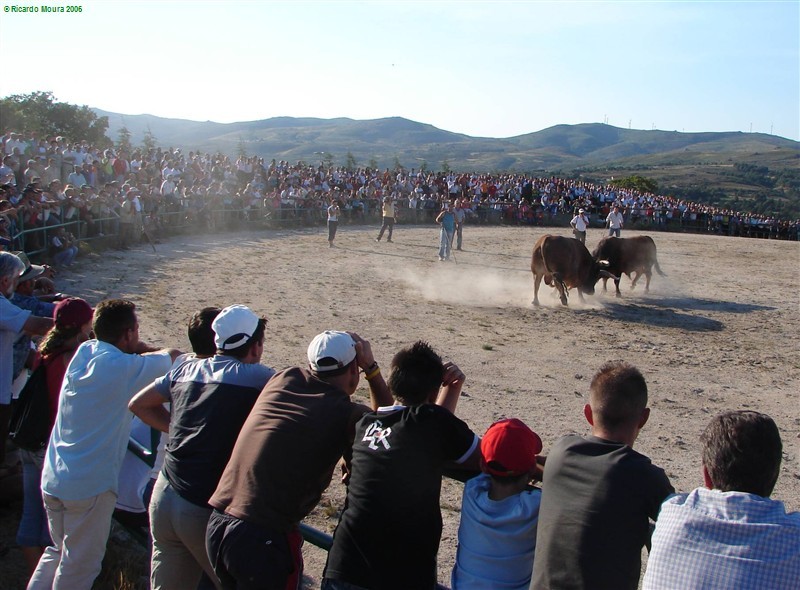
[2,223,798,588]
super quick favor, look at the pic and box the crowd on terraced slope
[1,130,798,258]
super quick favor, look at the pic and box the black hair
[188,307,221,356]
[388,341,444,406]
[93,299,137,344]
[221,318,266,360]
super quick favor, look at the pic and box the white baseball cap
[307,331,357,372]
[212,305,260,351]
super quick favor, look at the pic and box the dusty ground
[2,223,798,588]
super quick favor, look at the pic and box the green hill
[95,111,800,218]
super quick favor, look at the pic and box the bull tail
[654,259,667,277]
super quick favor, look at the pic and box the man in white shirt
[570,208,590,244]
[606,205,624,237]
[28,300,180,590]
[643,411,799,590]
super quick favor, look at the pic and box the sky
[1,0,798,141]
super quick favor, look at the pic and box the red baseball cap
[480,418,543,477]
[54,297,93,329]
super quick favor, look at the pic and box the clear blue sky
[1,1,798,140]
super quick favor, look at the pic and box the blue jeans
[16,448,51,548]
[439,228,454,259]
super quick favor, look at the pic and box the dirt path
[2,224,798,588]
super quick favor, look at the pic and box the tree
[142,127,158,151]
[0,91,109,145]
[368,157,379,171]
[322,152,335,169]
[345,151,357,171]
[116,126,132,153]
[393,155,403,172]
[441,159,451,174]
[611,175,658,194]
[237,137,248,158]
[418,159,429,174]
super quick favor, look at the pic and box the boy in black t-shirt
[530,361,674,590]
[323,341,481,590]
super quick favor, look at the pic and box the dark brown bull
[531,235,617,306]
[591,236,667,297]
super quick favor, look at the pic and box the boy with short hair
[452,418,543,590]
[530,361,674,590]
[323,341,480,590]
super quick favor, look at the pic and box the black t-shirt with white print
[324,403,478,590]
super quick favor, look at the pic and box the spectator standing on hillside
[606,205,624,237]
[375,194,396,242]
[643,411,800,590]
[28,300,180,590]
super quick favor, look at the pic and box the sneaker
[438,256,444,261]
[375,237,381,242]
[386,239,393,243]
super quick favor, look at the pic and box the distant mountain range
[95,110,800,217]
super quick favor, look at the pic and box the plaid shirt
[643,488,800,590]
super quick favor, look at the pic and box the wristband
[364,366,381,381]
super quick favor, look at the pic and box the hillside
[96,111,800,217]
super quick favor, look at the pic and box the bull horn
[598,259,610,267]
[600,270,618,281]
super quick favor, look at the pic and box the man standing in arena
[375,194,396,242]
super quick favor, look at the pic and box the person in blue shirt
[643,411,799,590]
[452,418,544,590]
[29,299,180,590]
[436,201,456,261]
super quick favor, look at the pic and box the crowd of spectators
[1,129,798,261]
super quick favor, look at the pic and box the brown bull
[531,235,617,306]
[591,236,667,297]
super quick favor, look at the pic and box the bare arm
[137,343,182,363]
[435,362,466,414]
[349,332,392,409]
[129,383,171,433]
[23,315,53,336]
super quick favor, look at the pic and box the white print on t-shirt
[363,421,392,450]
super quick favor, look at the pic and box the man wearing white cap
[570,208,590,244]
[206,330,392,590]
[0,252,53,471]
[129,304,275,590]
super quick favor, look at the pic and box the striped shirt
[643,487,800,590]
